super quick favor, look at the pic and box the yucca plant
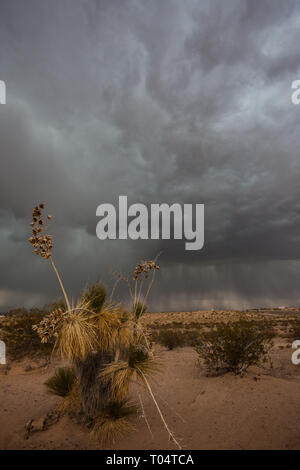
[29,204,181,448]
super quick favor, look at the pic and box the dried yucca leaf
[91,399,137,446]
[56,309,97,361]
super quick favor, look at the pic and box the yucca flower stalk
[28,203,71,312]
[132,258,160,321]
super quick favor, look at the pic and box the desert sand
[1,309,300,450]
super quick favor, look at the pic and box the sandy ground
[1,310,300,450]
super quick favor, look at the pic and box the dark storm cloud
[1,0,300,310]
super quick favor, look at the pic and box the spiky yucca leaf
[128,343,161,381]
[56,304,97,361]
[45,366,76,397]
[92,399,137,446]
[92,417,135,446]
[133,301,147,320]
[94,302,132,352]
[99,361,133,401]
[103,399,138,419]
[99,339,160,400]
[81,281,107,313]
[95,308,120,351]
[60,380,82,415]
[115,320,134,350]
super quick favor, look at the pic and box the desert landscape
[1,308,300,450]
[2,0,300,458]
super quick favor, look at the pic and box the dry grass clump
[59,380,82,416]
[29,204,181,448]
[45,367,76,397]
[92,399,137,446]
[56,307,98,361]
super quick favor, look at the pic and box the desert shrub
[45,367,77,397]
[153,328,201,349]
[81,281,107,312]
[0,311,52,360]
[157,329,186,350]
[195,319,274,375]
[287,320,300,340]
[183,329,201,346]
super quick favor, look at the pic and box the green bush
[194,319,274,375]
[0,311,52,360]
[45,367,77,397]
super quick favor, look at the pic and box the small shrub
[153,328,201,349]
[183,329,201,346]
[287,320,300,341]
[45,367,77,397]
[157,330,186,350]
[195,319,274,375]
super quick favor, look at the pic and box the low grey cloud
[1,0,300,311]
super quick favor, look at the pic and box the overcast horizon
[1,0,300,312]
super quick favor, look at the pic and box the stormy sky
[1,0,300,311]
